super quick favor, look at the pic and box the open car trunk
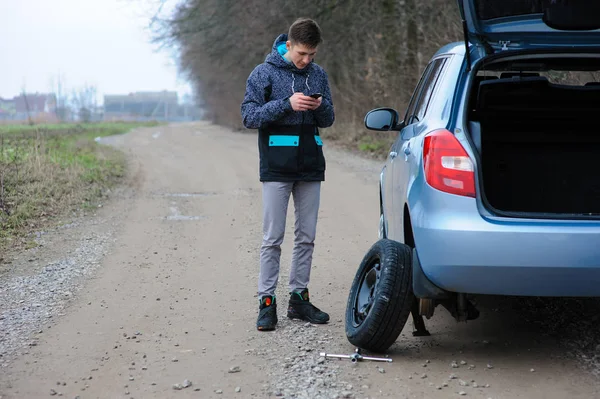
[468,56,600,217]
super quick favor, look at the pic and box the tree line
[153,0,462,144]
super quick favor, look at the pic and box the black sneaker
[287,289,330,324]
[257,295,277,331]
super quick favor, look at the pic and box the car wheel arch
[379,182,384,215]
[403,205,415,249]
[379,183,387,239]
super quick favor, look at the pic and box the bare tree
[19,84,34,126]
[71,83,98,123]
[49,72,69,122]
[152,0,462,138]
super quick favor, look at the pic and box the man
[241,18,335,331]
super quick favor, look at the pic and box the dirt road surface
[1,122,600,398]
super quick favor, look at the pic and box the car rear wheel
[345,239,414,353]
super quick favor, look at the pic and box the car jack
[411,297,431,336]
[320,348,392,363]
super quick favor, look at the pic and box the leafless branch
[152,0,462,130]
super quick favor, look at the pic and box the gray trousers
[259,181,321,298]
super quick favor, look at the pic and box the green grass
[0,122,159,258]
[0,121,159,136]
[357,135,392,157]
[358,141,386,153]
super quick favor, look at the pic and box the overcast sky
[0,0,188,102]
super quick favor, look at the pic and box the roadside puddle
[166,206,204,221]
[153,191,218,198]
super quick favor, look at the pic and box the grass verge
[321,122,396,161]
[0,122,158,258]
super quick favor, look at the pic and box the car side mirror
[364,108,403,131]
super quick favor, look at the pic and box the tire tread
[345,239,414,353]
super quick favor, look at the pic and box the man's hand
[289,93,320,112]
[309,96,323,110]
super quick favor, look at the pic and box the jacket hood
[265,33,313,75]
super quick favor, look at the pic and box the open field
[0,122,159,257]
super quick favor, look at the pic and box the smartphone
[309,93,322,99]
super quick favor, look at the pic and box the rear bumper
[411,190,600,297]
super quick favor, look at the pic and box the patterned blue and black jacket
[241,33,335,182]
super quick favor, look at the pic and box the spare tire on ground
[345,239,414,353]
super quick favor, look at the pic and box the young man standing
[241,18,335,331]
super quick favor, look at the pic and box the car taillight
[423,129,475,198]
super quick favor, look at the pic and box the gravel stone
[252,314,355,398]
[0,229,115,364]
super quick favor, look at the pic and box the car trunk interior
[468,56,600,216]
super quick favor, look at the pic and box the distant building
[0,93,57,122]
[103,91,180,121]
[14,93,57,114]
[0,90,201,123]
[0,97,16,120]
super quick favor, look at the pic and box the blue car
[345,0,600,353]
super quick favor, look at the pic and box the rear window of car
[475,71,600,86]
[476,0,570,20]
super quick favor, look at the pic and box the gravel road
[1,122,599,398]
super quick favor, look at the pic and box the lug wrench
[320,348,392,363]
